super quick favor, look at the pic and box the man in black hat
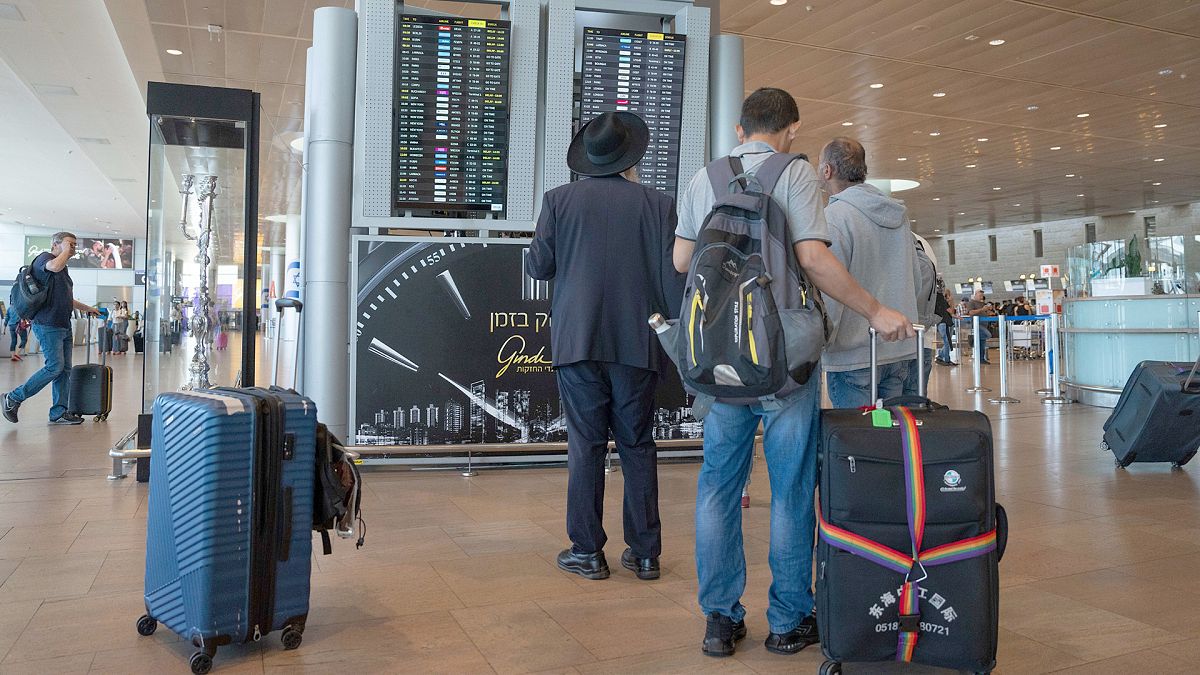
[527,111,682,581]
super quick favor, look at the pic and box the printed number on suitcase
[875,622,950,636]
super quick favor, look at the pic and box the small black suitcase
[133,331,144,353]
[68,317,113,421]
[816,328,1005,675]
[1102,360,1200,468]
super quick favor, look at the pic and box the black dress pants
[556,360,661,558]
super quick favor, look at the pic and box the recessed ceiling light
[932,92,946,98]
[933,229,941,232]
[1151,200,1159,204]
[770,0,788,5]
[1065,173,1075,177]
[929,131,941,136]
[1152,182,1162,186]
[1077,194,1085,197]
[1153,123,1167,128]
[841,121,854,126]
[290,136,306,152]
[166,49,184,56]
[932,197,941,201]
[976,137,989,142]
[897,157,907,161]
[1050,146,1062,150]
[1026,105,1039,111]
[992,187,1002,190]
[1076,113,1090,118]
[1159,68,1174,76]
[1013,203,1021,207]
[869,83,884,89]
[32,83,78,96]
[957,212,965,215]
[965,164,977,168]
[1154,157,1165,162]
[989,39,1006,46]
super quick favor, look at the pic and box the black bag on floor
[68,318,113,421]
[1102,359,1200,468]
[816,328,1006,675]
[133,331,144,353]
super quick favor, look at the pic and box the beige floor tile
[992,627,1085,674]
[448,493,562,524]
[1048,648,1193,674]
[87,549,146,595]
[432,552,585,608]
[577,644,754,674]
[1029,568,1200,638]
[1154,636,1200,662]
[0,600,42,664]
[307,561,464,625]
[452,601,596,673]
[63,495,144,524]
[260,611,494,673]
[0,499,80,529]
[67,518,146,555]
[0,522,85,558]
[312,525,467,572]
[2,591,147,662]
[0,559,16,588]
[88,641,266,675]
[0,652,94,674]
[1000,585,1185,663]
[443,521,562,557]
[365,501,479,529]
[0,552,105,603]
[537,593,703,661]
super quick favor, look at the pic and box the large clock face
[352,237,697,447]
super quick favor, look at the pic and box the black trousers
[556,360,661,558]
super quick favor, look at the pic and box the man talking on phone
[3,232,100,425]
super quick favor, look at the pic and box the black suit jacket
[527,176,684,371]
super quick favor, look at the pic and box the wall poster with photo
[24,236,134,269]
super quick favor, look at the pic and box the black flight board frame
[392,14,511,214]
[580,27,686,197]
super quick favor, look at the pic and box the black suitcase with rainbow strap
[816,330,1006,674]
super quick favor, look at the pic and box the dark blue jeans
[9,324,73,420]
[825,360,912,409]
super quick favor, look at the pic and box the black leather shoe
[620,548,660,580]
[764,615,819,655]
[556,548,609,580]
[1,393,18,424]
[702,612,747,657]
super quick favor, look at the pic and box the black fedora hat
[567,112,650,177]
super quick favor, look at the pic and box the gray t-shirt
[675,141,831,246]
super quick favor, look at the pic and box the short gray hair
[821,137,868,183]
[51,231,77,246]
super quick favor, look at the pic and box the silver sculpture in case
[179,173,219,390]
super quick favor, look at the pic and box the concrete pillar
[709,34,744,160]
[302,7,357,439]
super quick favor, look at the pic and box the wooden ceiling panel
[1030,0,1200,37]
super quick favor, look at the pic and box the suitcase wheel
[189,651,213,675]
[1115,452,1136,469]
[136,615,157,637]
[281,626,303,650]
[95,414,107,423]
[819,660,842,675]
[1099,440,1109,453]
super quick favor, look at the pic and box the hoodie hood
[828,183,907,229]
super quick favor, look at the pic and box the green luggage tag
[871,408,893,428]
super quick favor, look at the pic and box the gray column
[708,34,744,160]
[303,6,357,439]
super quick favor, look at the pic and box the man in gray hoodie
[818,138,919,408]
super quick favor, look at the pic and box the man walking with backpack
[672,89,912,657]
[2,232,100,425]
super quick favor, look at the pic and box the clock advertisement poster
[352,237,700,447]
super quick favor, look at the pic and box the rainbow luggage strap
[817,407,997,662]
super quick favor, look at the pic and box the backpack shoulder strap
[707,156,750,198]
[751,152,804,196]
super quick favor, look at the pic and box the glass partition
[1067,236,1197,298]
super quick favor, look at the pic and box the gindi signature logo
[496,335,551,377]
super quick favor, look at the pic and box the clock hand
[369,338,419,372]
[436,270,472,319]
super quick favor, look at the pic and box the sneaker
[702,612,747,657]
[764,615,820,655]
[9,354,20,362]
[1,393,18,423]
[49,413,84,425]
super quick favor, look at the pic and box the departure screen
[392,15,510,214]
[580,27,686,197]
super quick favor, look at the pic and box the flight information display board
[392,15,510,214]
[580,27,686,197]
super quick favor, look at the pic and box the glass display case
[143,82,261,413]
[1066,236,1198,298]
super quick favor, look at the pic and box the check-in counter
[1061,295,1200,406]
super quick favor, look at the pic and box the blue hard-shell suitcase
[1102,360,1200,468]
[139,387,317,674]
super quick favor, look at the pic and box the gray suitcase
[1102,360,1200,468]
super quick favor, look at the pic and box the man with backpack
[672,89,912,658]
[2,232,100,425]
[817,137,920,408]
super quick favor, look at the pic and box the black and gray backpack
[663,153,828,406]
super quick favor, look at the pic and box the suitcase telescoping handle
[84,314,106,367]
[868,323,926,404]
[272,298,303,390]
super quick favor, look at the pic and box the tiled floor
[2,341,1200,673]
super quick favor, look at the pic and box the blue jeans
[976,325,992,363]
[937,323,952,362]
[9,324,73,420]
[695,379,819,634]
[901,348,933,397]
[825,360,911,409]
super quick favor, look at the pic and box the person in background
[528,111,683,584]
[6,309,29,362]
[935,288,958,366]
[673,91,913,658]
[964,289,997,364]
[2,232,100,425]
[817,137,919,408]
